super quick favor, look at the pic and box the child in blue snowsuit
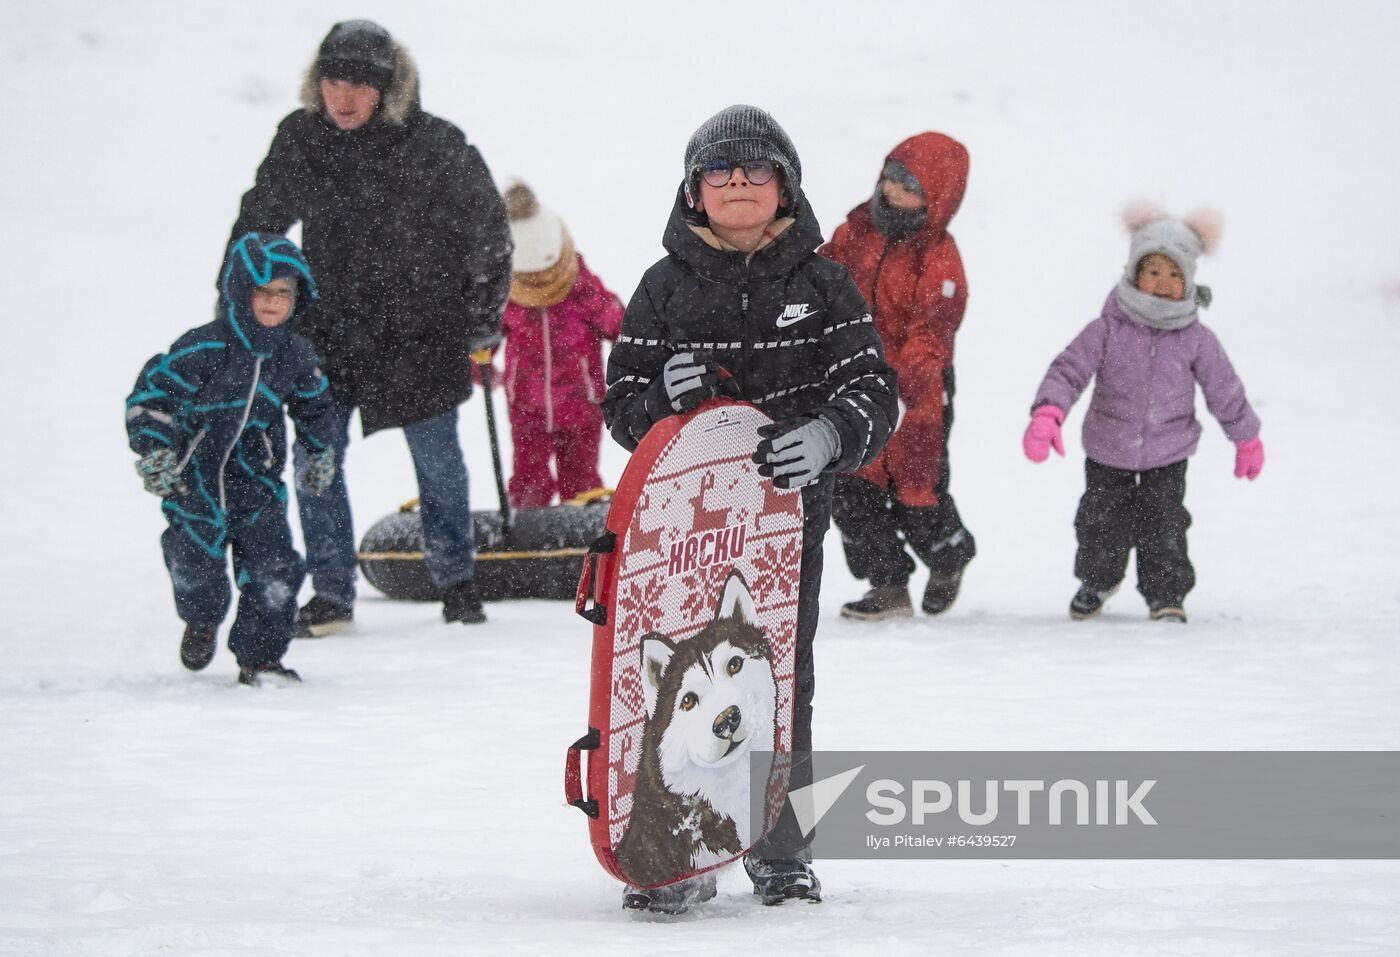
[125,232,337,685]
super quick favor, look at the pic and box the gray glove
[662,351,720,413]
[304,447,336,496]
[753,416,842,489]
[135,447,186,498]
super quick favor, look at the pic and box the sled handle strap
[574,531,616,626]
[565,727,600,818]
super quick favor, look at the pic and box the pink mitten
[1234,436,1264,480]
[1023,406,1066,463]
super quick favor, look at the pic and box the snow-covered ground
[3,1,1399,953]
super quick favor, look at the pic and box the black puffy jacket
[603,187,898,474]
[231,58,511,434]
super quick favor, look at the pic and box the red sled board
[567,400,804,888]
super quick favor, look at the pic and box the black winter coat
[603,188,899,475]
[231,107,511,434]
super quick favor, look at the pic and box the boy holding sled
[603,104,899,913]
[125,233,337,686]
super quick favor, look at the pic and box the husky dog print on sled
[614,572,777,885]
[569,401,803,889]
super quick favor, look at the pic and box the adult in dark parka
[229,20,513,630]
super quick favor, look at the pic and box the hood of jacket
[219,232,318,357]
[885,132,969,242]
[661,182,825,283]
[299,39,420,127]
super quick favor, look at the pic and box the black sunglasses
[699,159,777,188]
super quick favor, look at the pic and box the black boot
[921,566,966,615]
[294,596,353,638]
[442,579,486,625]
[1148,600,1188,623]
[840,586,913,622]
[238,662,302,686]
[1069,583,1120,620]
[622,872,717,915]
[180,625,216,671]
[744,855,822,905]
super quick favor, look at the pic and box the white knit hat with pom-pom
[504,182,567,273]
[1122,201,1222,302]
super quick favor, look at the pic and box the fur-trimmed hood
[300,40,420,127]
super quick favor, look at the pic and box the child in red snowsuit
[500,183,625,507]
[822,133,977,620]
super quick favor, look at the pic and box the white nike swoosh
[775,311,817,328]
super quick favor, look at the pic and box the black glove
[661,351,720,413]
[753,416,841,489]
[135,448,186,498]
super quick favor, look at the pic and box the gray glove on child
[753,416,842,489]
[135,448,186,498]
[662,351,720,413]
[304,447,336,496]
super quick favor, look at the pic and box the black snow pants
[1074,457,1194,605]
[748,474,831,861]
[162,508,305,669]
[833,366,975,587]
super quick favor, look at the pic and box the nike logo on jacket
[775,303,819,327]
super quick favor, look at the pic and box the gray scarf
[1113,277,1212,331]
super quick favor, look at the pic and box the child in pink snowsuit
[500,183,625,507]
[1023,203,1264,623]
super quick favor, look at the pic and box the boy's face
[695,164,783,233]
[251,277,297,328]
[1135,253,1186,301]
[320,77,382,131]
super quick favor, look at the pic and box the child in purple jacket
[1023,204,1264,623]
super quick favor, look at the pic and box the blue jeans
[293,402,476,607]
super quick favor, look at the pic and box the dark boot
[294,596,353,638]
[1069,583,1120,620]
[840,586,913,622]
[1148,601,1188,623]
[921,567,966,615]
[179,625,217,671]
[442,579,486,625]
[744,855,822,905]
[622,872,717,915]
[237,662,302,686]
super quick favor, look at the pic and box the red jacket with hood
[820,133,969,506]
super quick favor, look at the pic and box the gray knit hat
[683,104,801,207]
